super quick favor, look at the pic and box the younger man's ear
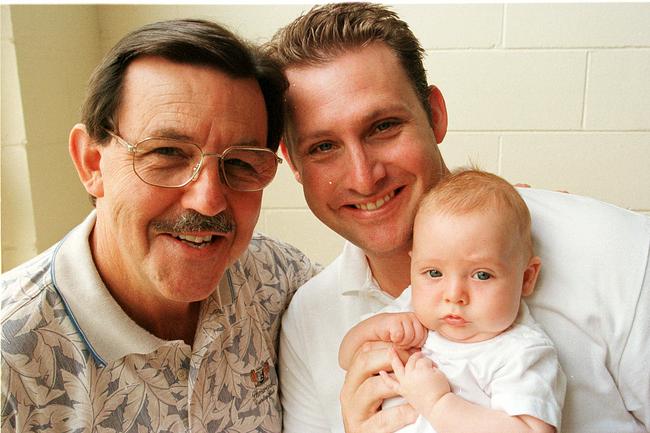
[521,256,542,297]
[69,124,104,199]
[427,85,448,144]
[280,139,302,184]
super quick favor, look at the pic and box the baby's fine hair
[418,168,534,256]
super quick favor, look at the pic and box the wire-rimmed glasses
[106,131,282,191]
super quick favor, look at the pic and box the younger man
[270,4,649,432]
[340,170,565,433]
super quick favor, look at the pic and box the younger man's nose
[346,144,387,195]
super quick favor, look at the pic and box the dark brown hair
[81,18,287,151]
[265,2,432,121]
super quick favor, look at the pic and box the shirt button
[178,369,188,381]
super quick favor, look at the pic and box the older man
[266,3,650,433]
[1,19,318,432]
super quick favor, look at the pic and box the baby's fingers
[378,370,400,392]
[412,322,427,347]
[388,347,406,379]
[404,351,435,374]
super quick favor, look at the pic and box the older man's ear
[69,123,104,200]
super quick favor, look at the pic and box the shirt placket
[186,295,228,433]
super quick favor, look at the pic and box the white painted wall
[2,3,649,270]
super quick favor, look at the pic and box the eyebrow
[148,128,194,142]
[295,102,413,144]
[148,128,263,148]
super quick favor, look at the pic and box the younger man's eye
[375,120,399,132]
[473,271,491,281]
[427,269,442,278]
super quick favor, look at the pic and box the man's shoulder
[287,241,372,310]
[519,189,650,431]
[1,247,56,322]
[247,232,321,271]
[1,249,73,359]
[521,188,649,279]
[230,233,321,304]
[293,253,341,290]
[282,255,345,320]
[520,188,649,229]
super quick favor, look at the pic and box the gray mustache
[152,211,234,233]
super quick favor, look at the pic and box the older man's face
[92,56,267,308]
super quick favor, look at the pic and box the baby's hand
[375,312,427,349]
[380,349,451,417]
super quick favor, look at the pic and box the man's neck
[366,251,411,298]
[90,224,199,346]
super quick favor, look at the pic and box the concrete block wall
[1,6,37,270]
[2,6,102,271]
[2,3,649,270]
[412,4,650,216]
[263,3,650,264]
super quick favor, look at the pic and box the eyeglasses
[106,131,282,191]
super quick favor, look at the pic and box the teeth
[354,191,395,211]
[176,234,213,244]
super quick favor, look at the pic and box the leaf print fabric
[1,213,320,433]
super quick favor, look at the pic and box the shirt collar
[51,211,169,366]
[337,241,397,304]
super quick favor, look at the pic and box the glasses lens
[222,148,279,191]
[133,138,200,187]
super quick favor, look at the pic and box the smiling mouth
[353,190,397,211]
[173,233,216,248]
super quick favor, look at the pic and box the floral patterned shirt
[1,212,320,433]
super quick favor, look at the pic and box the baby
[339,169,566,433]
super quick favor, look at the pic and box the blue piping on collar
[49,228,107,368]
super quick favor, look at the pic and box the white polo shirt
[279,188,650,433]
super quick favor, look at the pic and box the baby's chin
[437,328,504,344]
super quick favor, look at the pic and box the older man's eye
[310,142,334,154]
[148,146,188,158]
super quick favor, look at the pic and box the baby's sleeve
[488,337,566,430]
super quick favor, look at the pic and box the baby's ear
[522,256,542,297]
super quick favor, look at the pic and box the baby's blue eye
[427,269,442,278]
[473,271,491,280]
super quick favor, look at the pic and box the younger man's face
[283,43,448,262]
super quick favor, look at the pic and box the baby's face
[410,209,534,343]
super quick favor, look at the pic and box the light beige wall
[2,6,37,270]
[2,3,649,271]
[3,5,102,272]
